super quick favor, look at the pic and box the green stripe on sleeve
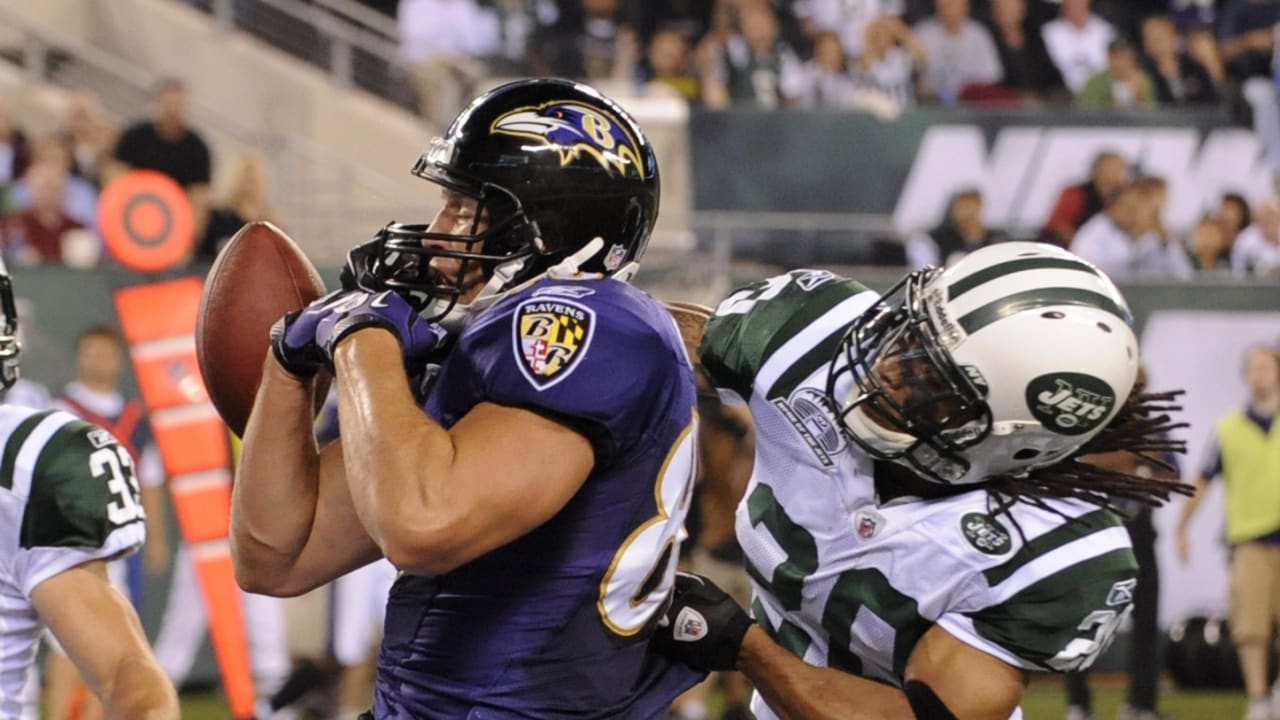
[984,510,1120,586]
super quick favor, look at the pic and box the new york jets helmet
[827,242,1139,485]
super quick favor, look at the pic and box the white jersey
[0,406,145,716]
[702,271,1137,720]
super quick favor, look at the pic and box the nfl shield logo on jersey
[513,297,596,390]
[673,607,708,642]
[855,509,883,539]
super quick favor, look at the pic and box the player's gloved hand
[314,289,448,366]
[651,571,753,672]
[270,289,348,379]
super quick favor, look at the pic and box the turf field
[176,676,1248,719]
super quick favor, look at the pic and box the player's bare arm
[231,356,381,596]
[734,624,1021,720]
[332,329,595,574]
[31,560,179,720]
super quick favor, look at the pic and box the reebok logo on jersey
[86,427,115,449]
[513,298,596,390]
[1026,373,1116,437]
[773,387,846,467]
[961,512,1012,555]
[673,607,708,642]
[1106,579,1137,606]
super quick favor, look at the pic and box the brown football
[196,221,327,437]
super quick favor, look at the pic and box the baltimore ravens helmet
[827,242,1140,485]
[349,78,660,325]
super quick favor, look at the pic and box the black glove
[652,571,753,672]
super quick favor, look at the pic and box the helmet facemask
[827,269,992,484]
[0,264,21,391]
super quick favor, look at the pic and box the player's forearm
[333,331,460,572]
[739,627,915,720]
[100,652,179,720]
[231,358,323,580]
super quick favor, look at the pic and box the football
[196,221,328,436]
[665,301,715,397]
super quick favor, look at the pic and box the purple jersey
[373,277,704,719]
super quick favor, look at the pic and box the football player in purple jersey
[231,78,704,719]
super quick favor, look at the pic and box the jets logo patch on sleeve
[513,297,595,390]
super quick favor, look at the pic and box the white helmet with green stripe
[827,241,1139,485]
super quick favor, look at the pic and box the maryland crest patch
[513,297,595,390]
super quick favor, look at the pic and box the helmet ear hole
[1012,448,1041,461]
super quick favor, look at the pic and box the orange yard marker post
[114,278,256,720]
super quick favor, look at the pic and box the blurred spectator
[986,0,1065,99]
[643,29,703,101]
[1231,196,1280,277]
[1187,215,1234,271]
[705,2,804,109]
[627,0,717,47]
[195,152,280,264]
[9,137,98,229]
[483,0,537,76]
[792,0,904,59]
[1218,0,1280,83]
[912,0,1003,104]
[1169,0,1218,30]
[1070,181,1151,279]
[905,187,1005,268]
[1186,22,1227,87]
[57,90,116,189]
[1041,0,1117,94]
[787,30,860,108]
[1176,344,1280,720]
[396,0,499,131]
[1139,13,1220,104]
[1132,174,1195,278]
[1041,150,1129,247]
[107,78,213,250]
[1077,38,1157,109]
[1222,190,1254,252]
[0,98,31,193]
[0,161,96,268]
[848,14,928,114]
[529,0,638,83]
[1219,0,1280,170]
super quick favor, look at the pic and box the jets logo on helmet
[492,101,649,179]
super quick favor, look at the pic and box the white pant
[151,545,291,696]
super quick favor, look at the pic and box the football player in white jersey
[653,242,1188,720]
[0,258,178,720]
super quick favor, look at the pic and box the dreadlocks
[985,387,1194,521]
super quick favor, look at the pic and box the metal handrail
[312,0,399,41]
